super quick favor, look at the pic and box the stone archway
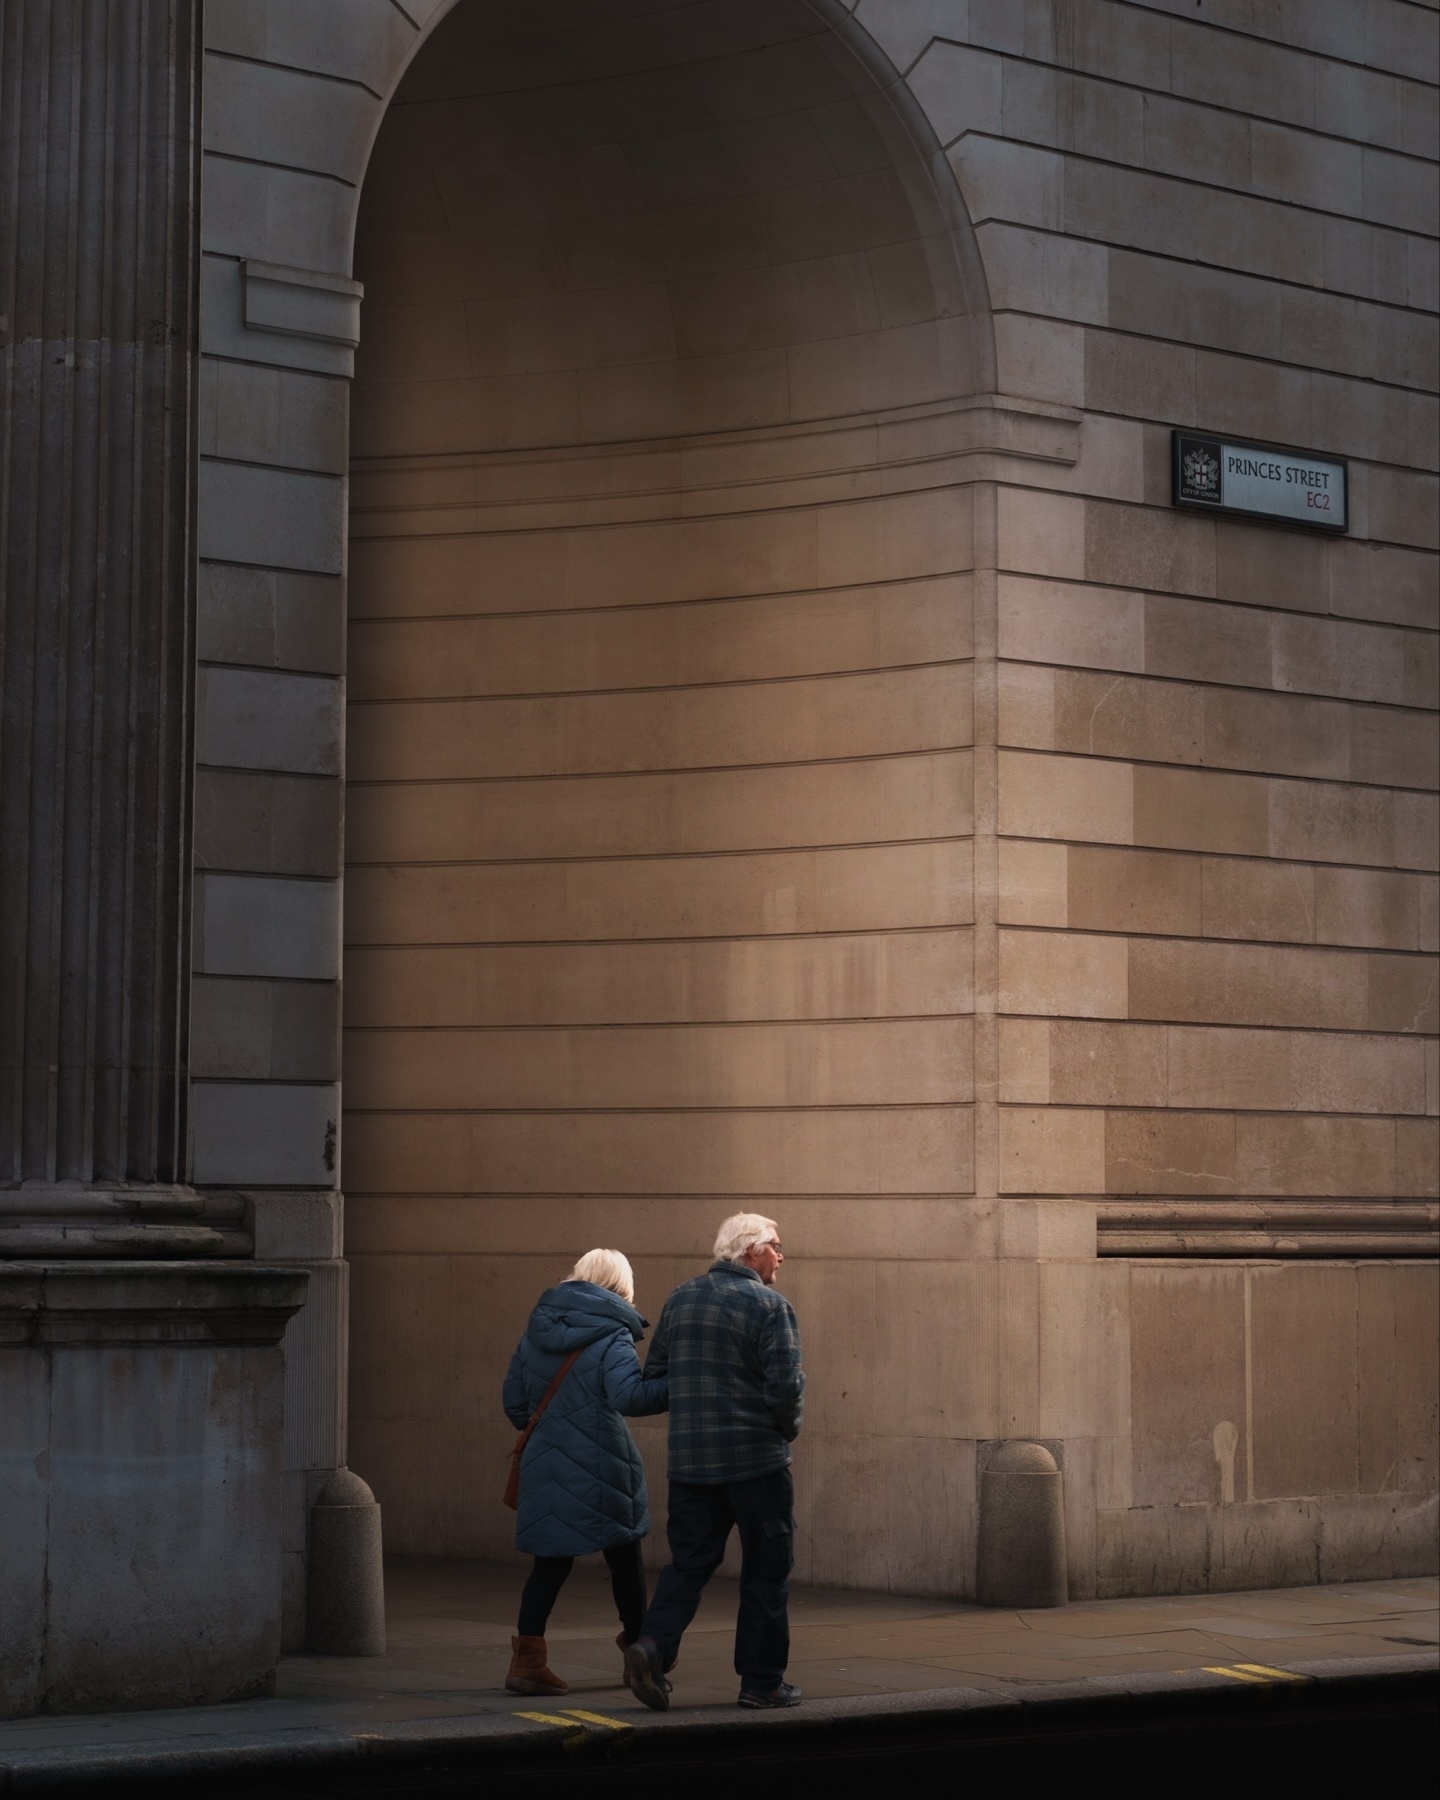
[189,0,1035,1627]
[339,0,998,1572]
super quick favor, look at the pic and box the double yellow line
[1202,1662,1310,1685]
[514,1707,635,1751]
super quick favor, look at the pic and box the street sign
[1172,431,1347,532]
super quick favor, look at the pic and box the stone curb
[1,1653,1434,1791]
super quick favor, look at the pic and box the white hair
[713,1213,779,1264]
[569,1248,635,1303]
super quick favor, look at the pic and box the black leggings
[517,1538,647,1641]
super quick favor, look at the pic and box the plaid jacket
[643,1261,804,1483]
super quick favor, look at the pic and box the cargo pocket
[757,1513,794,1581]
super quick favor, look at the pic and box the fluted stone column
[0,2,241,1252]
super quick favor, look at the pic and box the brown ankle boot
[505,1634,568,1696]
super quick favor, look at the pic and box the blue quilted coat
[503,1281,669,1557]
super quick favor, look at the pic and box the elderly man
[624,1212,805,1711]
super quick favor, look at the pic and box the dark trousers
[517,1537,648,1641]
[641,1467,794,1688]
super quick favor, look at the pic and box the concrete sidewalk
[2,1562,1435,1790]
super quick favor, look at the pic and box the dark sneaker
[624,1639,672,1712]
[737,1681,802,1709]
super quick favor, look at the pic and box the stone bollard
[306,1469,386,1654]
[976,1441,1068,1608]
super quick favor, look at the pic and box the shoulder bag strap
[517,1346,582,1451]
[502,1345,584,1509]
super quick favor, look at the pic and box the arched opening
[342,0,990,1586]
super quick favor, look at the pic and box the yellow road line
[513,1708,630,1755]
[1203,1663,1309,1685]
[513,1710,585,1734]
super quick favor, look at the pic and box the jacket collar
[709,1258,762,1283]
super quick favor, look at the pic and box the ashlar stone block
[198,460,345,575]
[198,668,341,777]
[191,976,340,1083]
[194,770,342,880]
[1105,1110,1236,1195]
[997,839,1069,927]
[1068,845,1203,937]
[199,360,348,475]
[196,873,341,980]
[999,1106,1106,1195]
[344,1016,970,1112]
[1128,938,1370,1030]
[198,566,343,676]
[191,1082,338,1188]
[1201,855,1316,944]
[998,928,1128,1018]
[1133,765,1268,857]
[999,749,1133,844]
[998,575,1145,673]
[342,1105,972,1198]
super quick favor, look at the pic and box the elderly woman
[502,1248,667,1696]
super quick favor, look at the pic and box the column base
[0,1262,307,1718]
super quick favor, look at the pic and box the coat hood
[526,1281,647,1354]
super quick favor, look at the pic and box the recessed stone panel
[1250,1266,1359,1502]
[1129,1265,1247,1507]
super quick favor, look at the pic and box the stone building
[2,0,1436,1717]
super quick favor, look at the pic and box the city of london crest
[1181,443,1220,498]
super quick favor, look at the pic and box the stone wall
[865,0,1439,1588]
[187,0,1437,1603]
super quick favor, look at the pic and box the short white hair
[569,1248,635,1303]
[713,1213,779,1264]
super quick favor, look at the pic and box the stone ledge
[0,1185,252,1259]
[0,1262,309,1348]
[242,261,362,348]
[1098,1199,1440,1258]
